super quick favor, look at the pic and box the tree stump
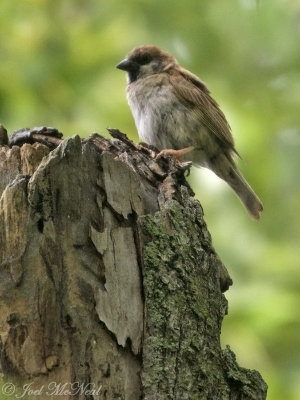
[0,127,267,399]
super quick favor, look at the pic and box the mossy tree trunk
[0,127,267,399]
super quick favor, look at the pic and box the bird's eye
[135,53,152,65]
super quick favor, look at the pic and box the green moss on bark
[140,190,267,400]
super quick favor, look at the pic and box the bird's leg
[157,146,195,161]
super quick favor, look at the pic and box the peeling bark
[0,127,267,399]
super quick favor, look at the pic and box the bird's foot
[157,146,195,161]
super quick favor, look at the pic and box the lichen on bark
[141,193,226,399]
[140,192,267,399]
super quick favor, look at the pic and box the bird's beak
[116,58,139,72]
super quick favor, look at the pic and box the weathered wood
[0,127,267,399]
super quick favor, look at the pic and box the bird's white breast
[127,75,193,150]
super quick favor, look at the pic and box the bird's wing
[169,66,238,154]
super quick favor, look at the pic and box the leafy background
[0,0,299,398]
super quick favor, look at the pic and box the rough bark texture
[0,127,267,399]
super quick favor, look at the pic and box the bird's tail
[211,155,263,219]
[227,167,263,220]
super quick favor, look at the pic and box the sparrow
[116,45,263,219]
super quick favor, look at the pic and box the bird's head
[116,45,177,83]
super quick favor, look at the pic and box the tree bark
[0,127,267,399]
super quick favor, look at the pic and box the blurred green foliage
[0,0,299,398]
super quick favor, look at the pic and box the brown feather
[169,67,240,156]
